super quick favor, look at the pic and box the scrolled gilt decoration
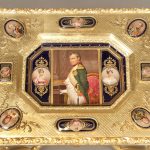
[143,36,150,49]
[16,120,41,133]
[109,17,128,29]
[0,137,149,145]
[0,90,40,132]
[112,120,137,132]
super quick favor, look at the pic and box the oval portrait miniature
[127,19,147,37]
[68,119,85,132]
[4,19,24,38]
[32,67,51,86]
[59,17,96,28]
[70,17,86,28]
[102,67,120,86]
[0,108,22,130]
[131,108,150,128]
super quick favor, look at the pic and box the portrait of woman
[0,108,22,130]
[102,67,120,86]
[32,67,51,86]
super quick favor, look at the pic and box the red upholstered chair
[87,73,100,105]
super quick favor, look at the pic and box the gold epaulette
[77,64,85,69]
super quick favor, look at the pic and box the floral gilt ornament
[102,57,120,96]
[32,57,50,97]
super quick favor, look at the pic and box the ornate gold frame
[0,8,149,149]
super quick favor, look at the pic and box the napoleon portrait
[60,52,90,105]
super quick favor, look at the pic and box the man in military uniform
[60,52,90,105]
